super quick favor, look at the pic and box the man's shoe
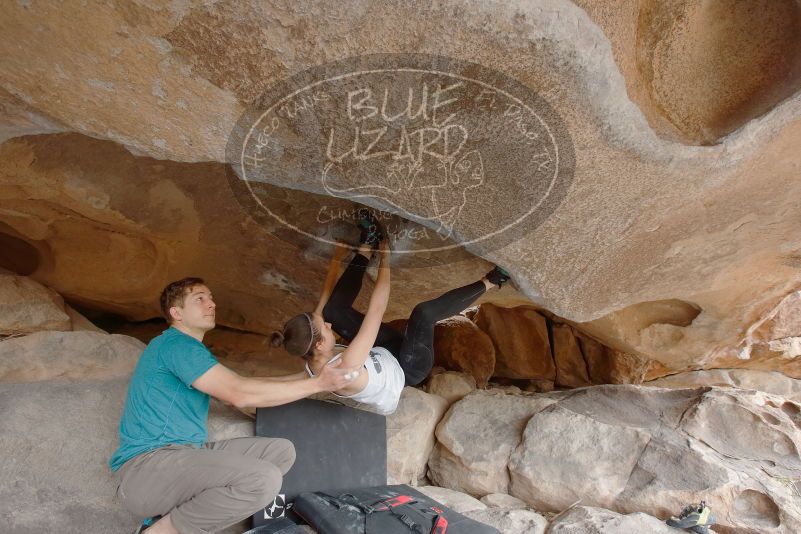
[357,210,385,249]
[133,515,162,533]
[666,501,715,531]
[485,266,511,289]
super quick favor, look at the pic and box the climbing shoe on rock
[357,210,385,249]
[666,501,715,532]
[485,266,512,289]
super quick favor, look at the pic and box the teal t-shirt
[109,327,218,471]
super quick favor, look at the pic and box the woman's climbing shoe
[357,210,385,248]
[666,501,715,532]
[485,266,512,289]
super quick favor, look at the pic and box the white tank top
[305,345,405,415]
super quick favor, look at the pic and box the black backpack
[292,484,500,534]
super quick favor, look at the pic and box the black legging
[322,254,487,386]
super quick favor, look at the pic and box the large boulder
[0,272,70,335]
[509,404,651,510]
[681,389,801,475]
[0,330,144,382]
[576,330,666,385]
[463,508,548,534]
[473,304,555,380]
[425,370,477,405]
[415,486,486,513]
[0,378,253,534]
[480,493,528,510]
[386,387,449,485]
[65,304,107,333]
[749,290,801,341]
[645,368,801,402]
[547,506,682,533]
[698,289,801,377]
[428,390,556,495]
[433,315,495,387]
[434,384,801,532]
[414,487,549,534]
[552,324,592,388]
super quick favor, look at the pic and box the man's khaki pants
[116,437,296,534]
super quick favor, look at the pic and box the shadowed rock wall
[1,1,801,376]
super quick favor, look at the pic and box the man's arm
[193,361,356,409]
[261,371,309,382]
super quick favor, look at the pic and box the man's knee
[270,438,296,475]
[117,462,166,518]
[248,462,284,509]
[117,483,150,518]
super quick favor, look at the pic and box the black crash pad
[251,398,387,527]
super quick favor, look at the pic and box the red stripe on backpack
[431,515,449,534]
[374,495,415,511]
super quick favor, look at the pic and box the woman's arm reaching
[314,242,351,316]
[339,241,390,368]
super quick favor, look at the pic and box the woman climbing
[271,214,511,414]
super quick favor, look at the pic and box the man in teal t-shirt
[111,278,358,534]
[109,326,218,471]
